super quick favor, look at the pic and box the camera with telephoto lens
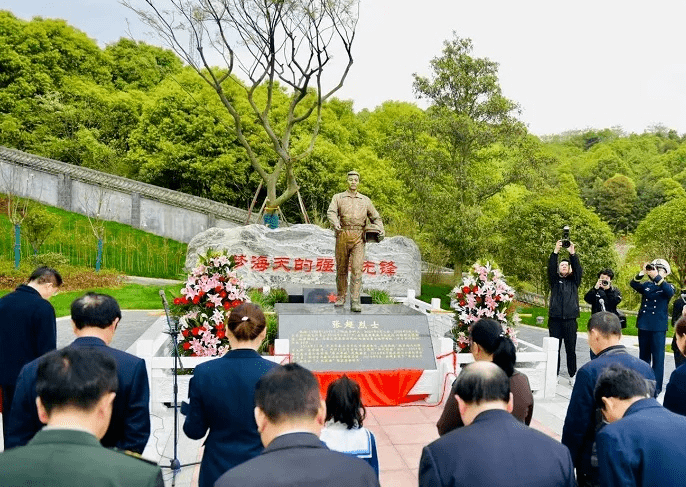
[561,225,571,248]
[645,264,655,271]
[600,279,610,287]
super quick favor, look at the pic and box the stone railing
[0,146,259,242]
[399,290,559,400]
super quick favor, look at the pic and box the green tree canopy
[500,192,617,295]
[633,197,686,288]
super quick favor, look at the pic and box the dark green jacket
[0,429,163,487]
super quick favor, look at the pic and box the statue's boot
[351,299,362,312]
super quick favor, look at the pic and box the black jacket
[584,286,622,314]
[0,285,56,387]
[673,294,686,327]
[548,252,582,320]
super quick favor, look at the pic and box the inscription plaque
[276,303,436,372]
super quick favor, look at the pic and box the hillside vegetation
[1,10,685,302]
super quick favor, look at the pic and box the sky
[4,0,686,136]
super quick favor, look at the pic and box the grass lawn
[515,304,673,338]
[418,283,453,309]
[0,283,183,318]
[413,283,660,339]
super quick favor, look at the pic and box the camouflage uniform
[327,190,384,310]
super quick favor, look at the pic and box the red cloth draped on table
[314,369,427,406]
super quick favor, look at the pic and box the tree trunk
[14,224,21,269]
[95,238,103,272]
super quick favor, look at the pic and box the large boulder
[185,224,421,296]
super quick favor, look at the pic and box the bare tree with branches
[0,165,35,268]
[123,0,359,225]
[80,185,111,272]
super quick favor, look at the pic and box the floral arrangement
[171,249,248,356]
[449,261,520,353]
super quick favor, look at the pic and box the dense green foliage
[2,12,686,300]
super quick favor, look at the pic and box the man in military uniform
[0,347,162,487]
[327,171,384,312]
[630,259,675,395]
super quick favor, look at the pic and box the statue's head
[347,170,360,192]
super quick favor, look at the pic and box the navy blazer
[182,349,279,487]
[0,285,56,387]
[214,432,380,487]
[420,409,575,487]
[6,336,151,453]
[630,274,675,331]
[597,398,686,486]
[561,345,656,474]
[664,363,686,416]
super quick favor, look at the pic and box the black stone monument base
[284,286,372,304]
[275,303,435,372]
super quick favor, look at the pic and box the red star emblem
[327,293,338,303]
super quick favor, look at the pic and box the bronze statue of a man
[327,171,384,312]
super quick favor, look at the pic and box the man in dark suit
[214,363,379,487]
[562,311,656,487]
[0,266,61,442]
[5,292,150,453]
[419,361,575,487]
[0,347,162,487]
[595,364,686,486]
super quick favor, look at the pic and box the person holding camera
[584,269,622,315]
[671,284,686,368]
[630,259,675,395]
[548,238,582,384]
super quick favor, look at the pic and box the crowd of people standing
[2,262,686,487]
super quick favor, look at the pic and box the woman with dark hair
[183,303,279,487]
[663,316,686,416]
[320,375,379,476]
[436,318,534,436]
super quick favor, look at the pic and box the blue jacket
[630,274,675,331]
[664,363,686,416]
[561,345,656,475]
[420,409,575,487]
[183,349,279,487]
[597,398,686,487]
[6,336,151,453]
[0,285,56,387]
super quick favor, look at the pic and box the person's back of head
[594,364,651,422]
[455,361,510,406]
[71,293,121,330]
[588,311,622,338]
[255,363,321,424]
[28,266,63,287]
[675,315,686,339]
[454,361,512,426]
[325,374,366,429]
[227,302,267,342]
[36,347,118,437]
[471,319,517,377]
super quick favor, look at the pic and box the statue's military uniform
[327,190,383,311]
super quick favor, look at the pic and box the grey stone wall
[0,146,258,242]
